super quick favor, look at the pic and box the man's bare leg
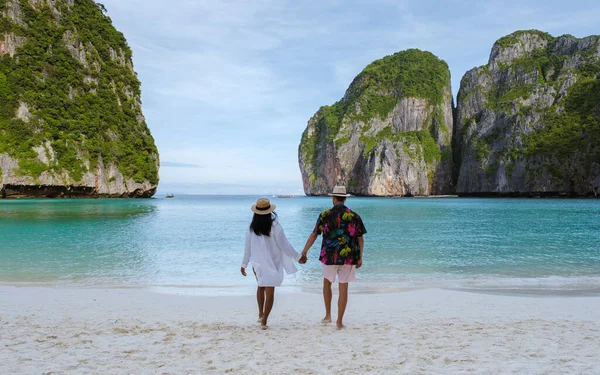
[261,287,275,329]
[322,278,332,323]
[256,286,265,322]
[337,282,349,329]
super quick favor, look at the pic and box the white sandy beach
[1,286,599,375]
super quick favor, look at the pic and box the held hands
[356,259,363,269]
[240,267,247,277]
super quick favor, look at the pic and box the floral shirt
[313,204,367,265]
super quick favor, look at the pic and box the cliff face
[299,49,453,196]
[455,31,600,196]
[0,0,159,198]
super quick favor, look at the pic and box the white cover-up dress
[241,221,301,287]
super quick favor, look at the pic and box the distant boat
[276,195,294,198]
[166,194,175,198]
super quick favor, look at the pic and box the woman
[241,198,303,330]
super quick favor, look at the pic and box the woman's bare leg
[256,286,265,321]
[261,287,275,329]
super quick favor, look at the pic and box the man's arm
[357,236,364,269]
[300,232,318,263]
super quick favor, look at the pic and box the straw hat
[251,198,276,215]
[328,185,352,197]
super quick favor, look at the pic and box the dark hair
[250,212,277,236]
[333,196,347,204]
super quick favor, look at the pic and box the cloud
[161,161,203,168]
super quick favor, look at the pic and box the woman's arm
[241,229,251,275]
[273,223,301,261]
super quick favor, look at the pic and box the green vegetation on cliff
[485,31,600,108]
[525,77,600,166]
[358,126,442,163]
[498,33,600,170]
[0,0,158,184]
[359,49,450,105]
[493,29,553,49]
[456,30,600,194]
[317,49,450,140]
[301,49,450,173]
[483,31,600,113]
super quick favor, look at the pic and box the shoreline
[301,193,600,198]
[0,281,600,298]
[3,281,600,298]
[3,193,600,199]
[2,286,599,374]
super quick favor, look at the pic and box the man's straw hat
[328,185,352,197]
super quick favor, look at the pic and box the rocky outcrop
[454,30,600,197]
[0,33,27,57]
[299,49,454,196]
[0,0,159,198]
[0,153,156,198]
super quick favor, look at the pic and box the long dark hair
[250,212,277,236]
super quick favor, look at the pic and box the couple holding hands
[241,186,366,330]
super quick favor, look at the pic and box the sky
[100,0,600,195]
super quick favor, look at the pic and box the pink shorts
[322,265,356,283]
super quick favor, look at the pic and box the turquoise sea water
[1,196,600,294]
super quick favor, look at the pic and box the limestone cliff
[455,30,600,196]
[298,49,453,196]
[0,0,159,198]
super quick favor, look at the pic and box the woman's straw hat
[328,185,352,197]
[251,198,276,215]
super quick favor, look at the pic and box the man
[300,185,366,329]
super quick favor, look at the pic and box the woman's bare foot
[257,315,263,323]
[336,321,345,330]
[260,324,268,330]
[321,317,332,324]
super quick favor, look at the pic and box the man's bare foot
[336,321,345,330]
[257,315,263,323]
[321,317,332,324]
[260,324,268,330]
